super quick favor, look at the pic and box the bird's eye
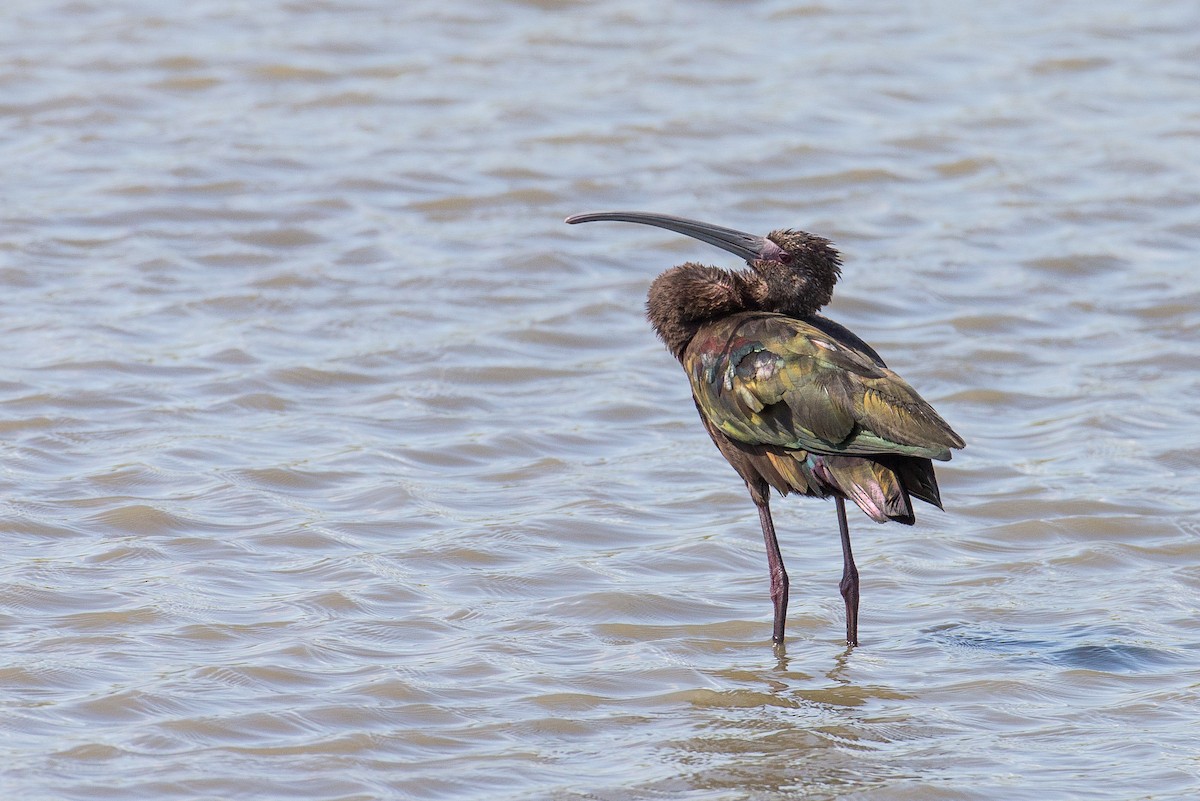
[778,251,793,264]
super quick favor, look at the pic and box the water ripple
[3,1,1200,800]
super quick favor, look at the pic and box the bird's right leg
[836,496,860,646]
[750,481,789,643]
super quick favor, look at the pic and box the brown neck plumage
[645,243,841,361]
[646,263,766,360]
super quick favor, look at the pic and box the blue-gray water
[3,1,1199,799]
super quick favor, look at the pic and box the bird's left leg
[836,496,859,646]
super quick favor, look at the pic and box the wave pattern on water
[2,1,1200,799]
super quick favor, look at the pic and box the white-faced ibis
[565,211,964,645]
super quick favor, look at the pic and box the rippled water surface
[3,1,1200,799]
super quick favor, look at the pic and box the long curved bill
[565,211,771,263]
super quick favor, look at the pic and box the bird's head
[565,211,841,318]
[754,228,842,316]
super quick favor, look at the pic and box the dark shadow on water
[926,621,1188,673]
[1050,642,1181,672]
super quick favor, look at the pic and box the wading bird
[565,212,964,645]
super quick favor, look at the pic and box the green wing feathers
[685,313,965,461]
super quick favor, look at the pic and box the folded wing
[684,313,964,524]
[686,313,964,461]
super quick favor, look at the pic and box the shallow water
[3,1,1200,799]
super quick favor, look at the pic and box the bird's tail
[811,455,915,525]
[880,456,943,510]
